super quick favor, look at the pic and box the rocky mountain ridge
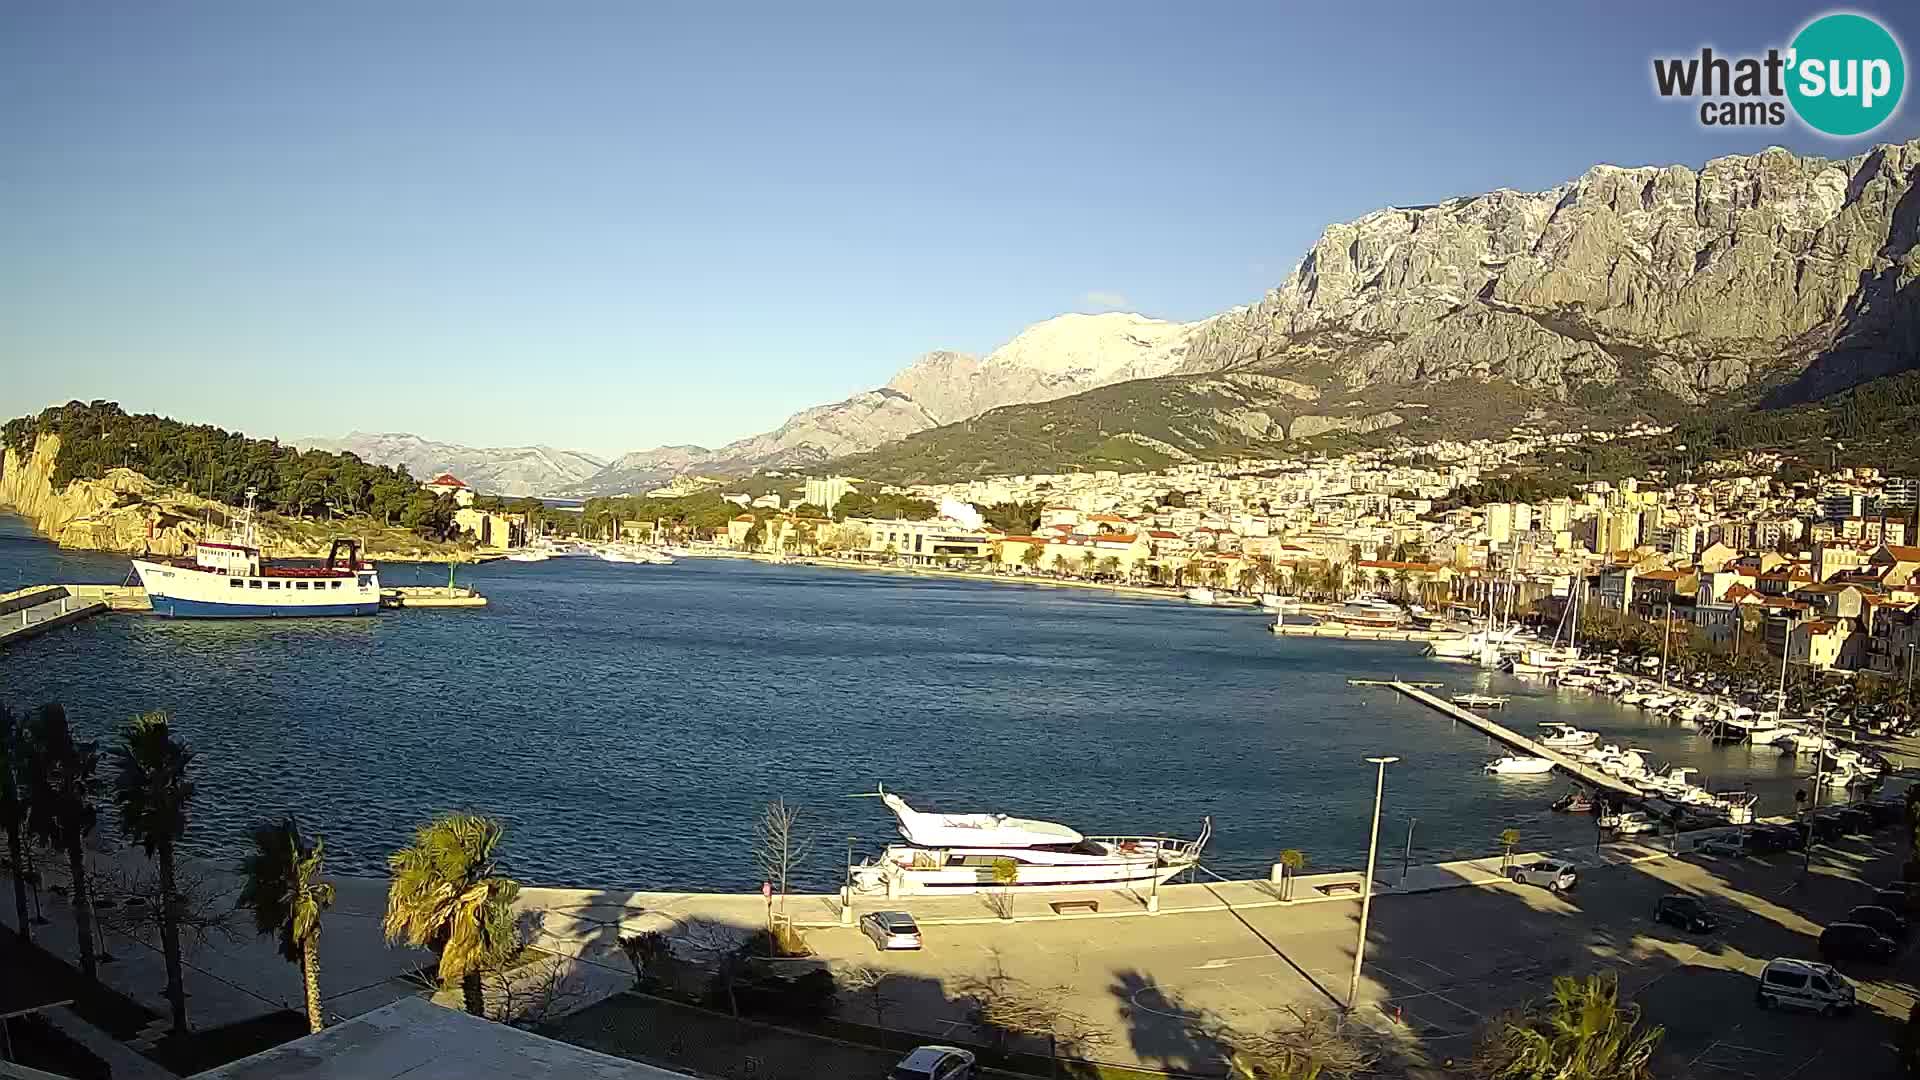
[323,311,1206,495]
[296,432,606,497]
[305,137,1920,490]
[837,137,1920,481]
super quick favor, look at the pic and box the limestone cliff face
[1,435,204,556]
[1178,139,1920,405]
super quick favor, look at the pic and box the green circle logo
[1788,13,1905,136]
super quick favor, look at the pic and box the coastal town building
[424,472,476,507]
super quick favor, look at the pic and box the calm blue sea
[0,514,1813,892]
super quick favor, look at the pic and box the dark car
[1849,905,1910,940]
[1653,894,1718,933]
[1819,922,1899,963]
[1873,886,1917,915]
[1863,799,1906,826]
[1834,807,1876,834]
[1748,824,1798,852]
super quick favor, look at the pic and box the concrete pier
[380,585,488,608]
[1365,679,1646,799]
[0,585,109,650]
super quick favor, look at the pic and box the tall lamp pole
[841,836,856,926]
[1348,755,1399,1013]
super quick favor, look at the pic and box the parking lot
[801,827,1920,1076]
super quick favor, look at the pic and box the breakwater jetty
[1354,679,1646,799]
[0,584,110,649]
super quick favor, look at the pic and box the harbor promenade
[9,826,1914,1077]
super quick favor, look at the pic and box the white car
[1507,859,1578,892]
[861,910,923,950]
[890,1045,976,1080]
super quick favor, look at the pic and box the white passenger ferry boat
[130,491,380,618]
[850,787,1209,896]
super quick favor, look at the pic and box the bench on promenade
[1049,899,1099,915]
[1317,880,1363,898]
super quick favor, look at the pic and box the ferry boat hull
[134,560,380,618]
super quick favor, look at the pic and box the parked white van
[1756,958,1855,1014]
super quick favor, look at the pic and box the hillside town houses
[728,422,1920,682]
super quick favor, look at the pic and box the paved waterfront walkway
[1,848,432,1042]
[0,834,1683,1071]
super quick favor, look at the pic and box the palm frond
[110,711,195,856]
[383,813,520,985]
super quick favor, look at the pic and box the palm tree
[1078,551,1096,579]
[1020,544,1044,573]
[1,704,31,943]
[1097,556,1121,581]
[110,711,197,1035]
[384,813,521,1017]
[25,703,102,981]
[1276,849,1306,901]
[1479,973,1661,1079]
[238,817,335,1033]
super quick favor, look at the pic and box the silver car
[1507,859,1578,892]
[889,1045,975,1080]
[861,910,923,950]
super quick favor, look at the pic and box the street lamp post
[841,836,856,926]
[1347,755,1399,1013]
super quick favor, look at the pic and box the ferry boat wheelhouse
[850,787,1209,896]
[130,492,380,618]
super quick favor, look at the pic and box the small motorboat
[1453,693,1509,710]
[1186,587,1216,604]
[1551,790,1595,813]
[1537,722,1599,748]
[1485,755,1556,775]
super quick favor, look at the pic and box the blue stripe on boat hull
[147,596,380,619]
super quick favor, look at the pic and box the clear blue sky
[5,1,1917,458]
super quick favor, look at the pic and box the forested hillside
[2,401,454,533]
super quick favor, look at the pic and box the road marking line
[1193,952,1284,970]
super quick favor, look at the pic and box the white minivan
[1756,958,1855,1014]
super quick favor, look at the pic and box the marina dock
[380,585,488,609]
[1363,679,1646,799]
[0,585,110,650]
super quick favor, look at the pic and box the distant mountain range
[311,311,1207,495]
[295,433,606,497]
[314,136,1920,492]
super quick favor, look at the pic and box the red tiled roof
[732,514,756,522]
[1882,545,1920,562]
[1147,530,1180,539]
[428,473,467,488]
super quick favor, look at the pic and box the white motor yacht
[1485,755,1556,776]
[504,548,550,562]
[849,787,1210,896]
[1536,722,1599,749]
[1427,626,1524,660]
[1185,587,1216,604]
[1259,593,1291,610]
[1326,597,1409,628]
